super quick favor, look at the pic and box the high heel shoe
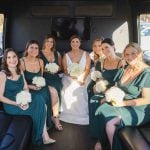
[43,138,56,145]
[52,116,63,131]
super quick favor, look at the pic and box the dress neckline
[119,67,147,86]
[7,75,22,82]
[41,51,55,63]
[67,51,85,64]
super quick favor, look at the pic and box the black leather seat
[0,111,32,150]
[119,124,150,150]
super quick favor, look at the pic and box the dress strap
[66,53,72,65]
[100,58,105,71]
[38,58,42,75]
[54,51,58,63]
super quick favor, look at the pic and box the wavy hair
[1,48,21,76]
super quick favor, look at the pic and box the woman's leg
[105,117,121,149]
[49,86,63,131]
[42,120,56,144]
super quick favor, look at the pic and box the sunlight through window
[112,21,129,54]
[140,14,150,51]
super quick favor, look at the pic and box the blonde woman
[94,43,150,150]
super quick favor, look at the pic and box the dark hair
[101,38,115,46]
[42,34,56,52]
[69,34,81,43]
[24,40,40,57]
[1,48,21,76]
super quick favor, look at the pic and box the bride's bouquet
[67,63,84,78]
[105,86,125,105]
[16,90,32,106]
[91,70,103,81]
[32,76,46,88]
[45,62,59,73]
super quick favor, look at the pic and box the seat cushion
[139,127,150,143]
[119,127,150,150]
[0,111,32,150]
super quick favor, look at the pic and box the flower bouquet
[32,76,46,88]
[95,79,109,93]
[105,86,125,105]
[45,62,59,73]
[67,63,84,78]
[91,70,103,81]
[16,90,32,106]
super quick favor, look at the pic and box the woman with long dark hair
[0,48,55,145]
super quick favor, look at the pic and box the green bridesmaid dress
[88,59,121,137]
[40,51,62,105]
[3,75,46,145]
[95,67,150,150]
[24,70,52,128]
[22,59,53,128]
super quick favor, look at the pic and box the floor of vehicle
[30,121,103,150]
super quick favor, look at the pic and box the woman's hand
[18,103,29,110]
[77,80,85,86]
[112,100,125,107]
[100,98,106,104]
[30,85,41,90]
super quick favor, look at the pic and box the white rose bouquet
[91,71,103,81]
[95,79,109,93]
[32,76,46,88]
[105,86,125,105]
[45,62,59,73]
[67,63,84,78]
[16,90,32,106]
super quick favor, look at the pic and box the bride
[60,35,91,125]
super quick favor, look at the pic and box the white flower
[105,86,125,104]
[67,63,84,77]
[16,90,32,106]
[45,63,59,73]
[32,76,46,88]
[95,80,109,93]
[91,71,102,81]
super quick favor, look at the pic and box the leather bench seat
[119,125,150,150]
[0,111,32,150]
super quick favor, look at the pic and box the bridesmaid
[94,43,150,150]
[40,34,62,106]
[88,38,104,102]
[20,40,62,131]
[88,38,124,138]
[0,48,55,145]
[89,37,104,69]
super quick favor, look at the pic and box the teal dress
[24,70,52,128]
[3,75,46,145]
[95,67,150,150]
[88,59,121,137]
[40,51,62,105]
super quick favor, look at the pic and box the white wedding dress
[60,51,90,125]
